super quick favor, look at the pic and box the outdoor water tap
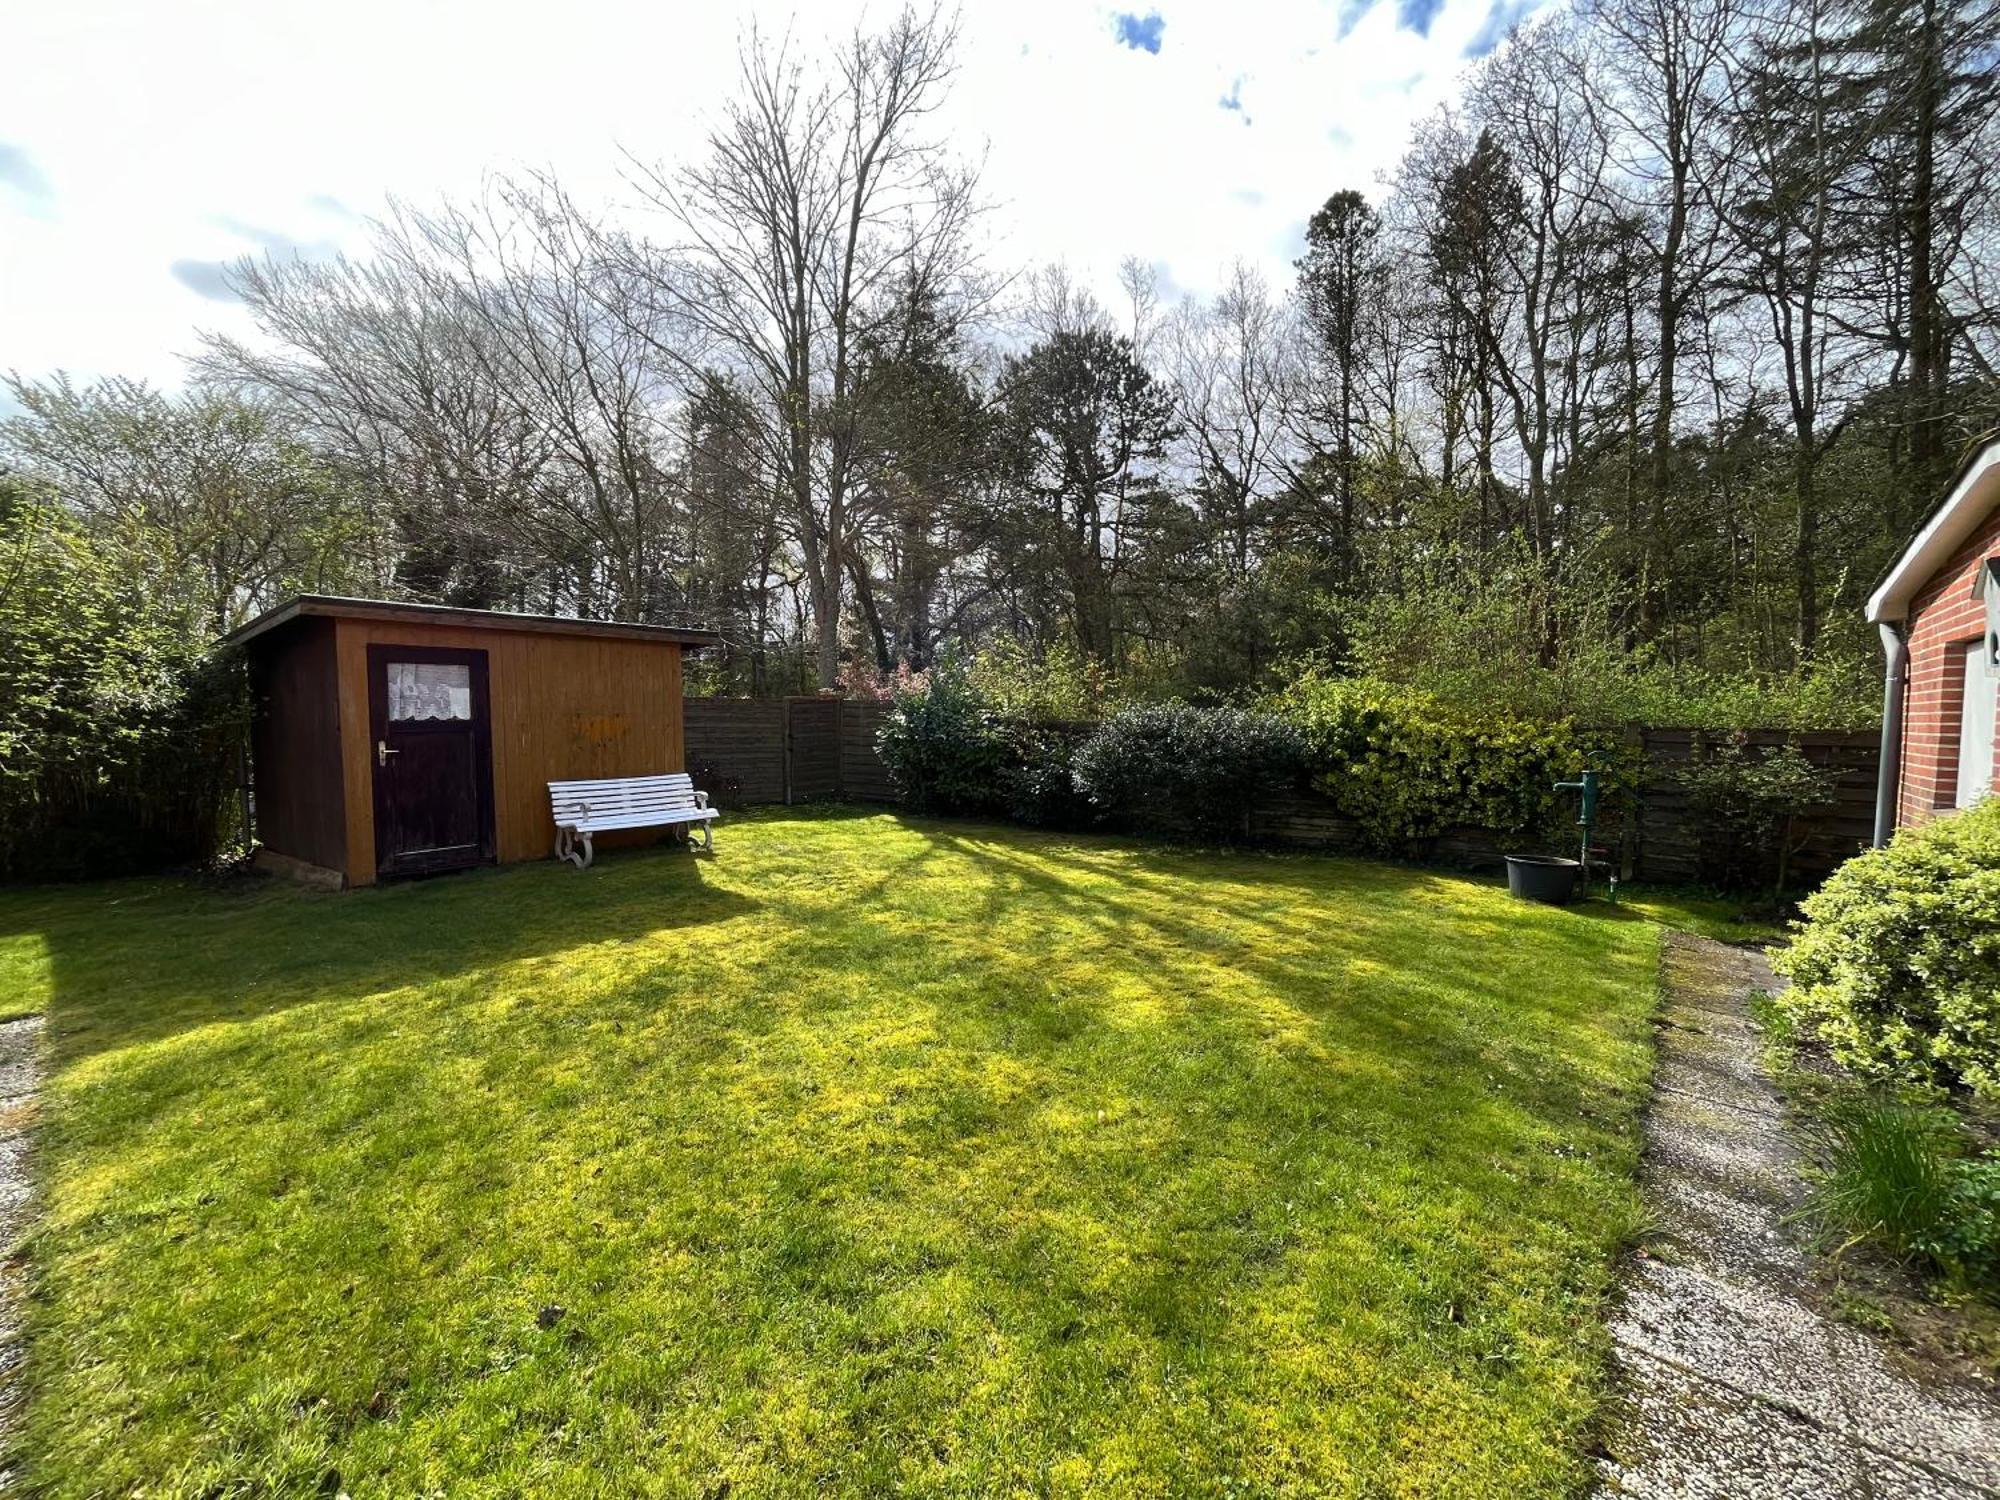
[1552,769,1599,828]
[1552,770,1601,896]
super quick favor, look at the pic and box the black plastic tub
[1505,854,1581,905]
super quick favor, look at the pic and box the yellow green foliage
[1271,677,1643,856]
[1775,800,2000,1100]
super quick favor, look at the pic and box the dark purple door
[367,645,495,878]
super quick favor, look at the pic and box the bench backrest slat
[549,773,701,825]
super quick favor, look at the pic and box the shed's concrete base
[252,847,346,891]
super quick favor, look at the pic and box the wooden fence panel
[1635,727,1878,887]
[786,697,842,801]
[840,702,899,803]
[684,697,787,806]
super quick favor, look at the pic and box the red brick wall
[1896,505,2000,828]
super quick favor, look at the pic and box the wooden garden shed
[223,596,720,888]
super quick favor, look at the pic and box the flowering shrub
[836,658,927,703]
[1774,799,2000,1101]
[1071,702,1303,839]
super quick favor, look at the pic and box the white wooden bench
[547,773,717,868]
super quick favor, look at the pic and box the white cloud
[0,0,1535,389]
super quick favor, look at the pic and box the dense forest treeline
[6,0,2000,726]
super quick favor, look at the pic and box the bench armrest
[694,790,710,810]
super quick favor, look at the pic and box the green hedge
[1269,677,1640,857]
[1774,801,2000,1101]
[1071,703,1303,839]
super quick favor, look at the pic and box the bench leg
[693,821,713,854]
[555,827,591,870]
[579,831,594,869]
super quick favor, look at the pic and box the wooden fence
[685,697,898,808]
[685,697,1881,885]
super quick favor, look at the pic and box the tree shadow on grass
[0,843,762,1067]
[5,806,1668,1492]
[834,817,1662,1159]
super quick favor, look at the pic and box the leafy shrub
[1808,1097,1999,1290]
[0,488,247,880]
[1271,676,1638,857]
[1674,736,1841,899]
[1071,702,1303,839]
[1345,549,1881,731]
[1774,799,2000,1100]
[875,651,1007,815]
[968,637,1112,723]
[998,724,1097,829]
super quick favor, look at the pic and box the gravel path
[1595,934,2000,1499]
[0,1016,42,1493]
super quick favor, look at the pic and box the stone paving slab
[1598,1345,1864,1500]
[1596,935,2000,1499]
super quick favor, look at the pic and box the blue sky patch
[1397,0,1445,36]
[0,143,53,202]
[1465,0,1538,54]
[1113,11,1164,53]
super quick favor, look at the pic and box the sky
[0,0,1546,400]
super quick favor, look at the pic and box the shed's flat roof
[220,595,724,649]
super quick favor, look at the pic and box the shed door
[1957,639,1997,808]
[367,645,495,877]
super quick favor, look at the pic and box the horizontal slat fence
[840,702,899,803]
[1634,727,1878,887]
[683,698,786,806]
[685,696,903,808]
[685,696,1882,886]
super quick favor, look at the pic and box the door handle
[377,739,400,768]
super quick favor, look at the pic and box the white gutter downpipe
[1873,620,1909,848]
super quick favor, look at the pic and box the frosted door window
[386,662,472,722]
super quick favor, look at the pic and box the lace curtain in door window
[386,662,472,722]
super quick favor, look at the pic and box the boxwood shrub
[1774,800,2000,1101]
[1270,677,1639,857]
[998,723,1097,830]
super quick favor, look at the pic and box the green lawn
[0,809,1735,1496]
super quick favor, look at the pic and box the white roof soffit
[1868,440,2000,624]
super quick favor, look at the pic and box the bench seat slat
[552,796,703,814]
[558,809,717,833]
[556,804,712,816]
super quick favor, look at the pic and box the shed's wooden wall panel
[247,615,347,874]
[333,619,685,885]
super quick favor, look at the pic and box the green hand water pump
[1552,770,1599,896]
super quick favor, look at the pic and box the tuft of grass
[0,808,1707,1496]
[1807,1096,1999,1290]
